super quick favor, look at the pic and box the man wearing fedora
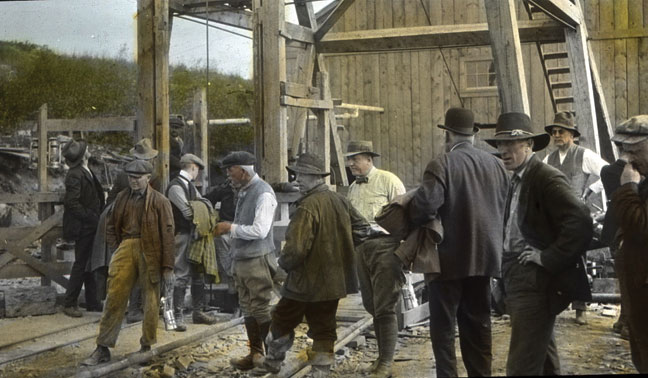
[609,115,648,373]
[167,153,218,330]
[257,153,370,377]
[542,111,608,325]
[213,151,278,371]
[62,139,105,317]
[82,159,175,366]
[408,108,508,377]
[345,140,405,378]
[485,112,592,375]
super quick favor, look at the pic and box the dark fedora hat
[485,112,550,152]
[438,107,479,136]
[130,138,158,160]
[345,140,380,158]
[220,151,256,168]
[62,139,87,168]
[544,111,580,137]
[286,153,330,177]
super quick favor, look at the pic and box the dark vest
[166,175,197,234]
[230,177,276,260]
[546,144,588,197]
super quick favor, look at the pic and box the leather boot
[260,329,295,374]
[370,316,398,378]
[191,284,218,325]
[81,345,111,366]
[230,317,264,370]
[575,309,587,325]
[173,286,188,332]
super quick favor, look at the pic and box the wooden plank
[401,52,414,187]
[281,81,319,99]
[417,50,432,180]
[280,96,334,110]
[599,0,615,125]
[627,1,642,117]
[176,8,253,30]
[410,51,422,189]
[192,87,208,192]
[640,38,648,117]
[293,0,317,29]
[315,0,358,40]
[0,262,73,280]
[526,0,581,28]
[378,53,390,170]
[392,0,405,28]
[589,27,648,40]
[431,49,444,163]
[361,54,372,148]
[154,0,171,193]
[529,44,547,132]
[368,53,381,171]
[317,20,565,54]
[0,192,65,204]
[365,0,375,30]
[137,0,155,142]
[281,21,315,44]
[37,104,47,193]
[387,52,399,174]
[614,0,629,123]
[287,43,316,159]
[311,72,332,186]
[343,0,355,32]
[355,0,367,31]
[45,117,136,133]
[484,0,530,114]
[441,0,454,26]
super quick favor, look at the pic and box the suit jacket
[600,159,625,247]
[515,155,593,312]
[63,165,105,240]
[409,142,509,280]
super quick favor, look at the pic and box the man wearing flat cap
[166,153,218,330]
[485,112,592,375]
[609,115,648,373]
[214,151,278,371]
[543,111,609,324]
[62,139,105,317]
[82,159,175,366]
[345,140,405,378]
[408,108,508,377]
[257,153,371,377]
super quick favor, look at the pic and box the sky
[0,0,333,80]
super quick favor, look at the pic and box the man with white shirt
[543,111,609,325]
[213,151,278,371]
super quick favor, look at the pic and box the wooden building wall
[303,0,648,188]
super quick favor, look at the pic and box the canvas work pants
[232,254,274,324]
[96,238,160,348]
[502,255,561,376]
[427,276,492,377]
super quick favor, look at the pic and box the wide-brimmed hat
[130,138,158,160]
[544,111,580,137]
[438,108,479,136]
[286,153,330,177]
[62,139,87,168]
[485,112,550,152]
[345,140,380,158]
[611,115,648,145]
[220,151,256,168]
[180,153,205,169]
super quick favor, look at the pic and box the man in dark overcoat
[485,112,593,376]
[257,153,369,378]
[62,139,105,317]
[609,115,648,373]
[408,108,509,377]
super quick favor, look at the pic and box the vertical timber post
[254,0,288,183]
[484,0,530,114]
[37,104,53,287]
[193,87,209,193]
[313,72,331,185]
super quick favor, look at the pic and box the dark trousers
[617,250,648,373]
[271,297,339,353]
[64,232,99,309]
[427,276,492,377]
[503,257,561,376]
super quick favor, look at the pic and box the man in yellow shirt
[346,141,406,378]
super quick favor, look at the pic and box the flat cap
[221,151,256,168]
[180,153,205,169]
[124,159,153,175]
[611,115,648,145]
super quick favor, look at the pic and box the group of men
[60,106,648,376]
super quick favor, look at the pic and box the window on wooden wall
[460,57,498,97]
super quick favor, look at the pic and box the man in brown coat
[409,108,509,377]
[610,115,648,373]
[81,160,175,366]
[257,153,370,378]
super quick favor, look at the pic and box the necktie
[504,174,520,225]
[355,176,369,184]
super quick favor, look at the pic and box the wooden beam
[0,262,72,280]
[564,0,598,154]
[0,192,64,204]
[170,1,252,30]
[193,87,209,193]
[317,20,564,54]
[155,0,171,192]
[527,0,581,29]
[589,27,648,41]
[314,0,357,41]
[311,72,332,185]
[294,0,317,29]
[281,96,334,110]
[37,104,47,193]
[282,21,315,44]
[287,44,317,160]
[280,81,319,98]
[137,0,155,142]
[484,0,530,114]
[45,117,136,133]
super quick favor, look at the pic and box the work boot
[307,348,334,378]
[230,317,264,370]
[370,316,398,378]
[191,284,218,325]
[575,309,587,325]
[81,346,111,366]
[173,286,188,332]
[63,306,83,318]
[262,329,295,374]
